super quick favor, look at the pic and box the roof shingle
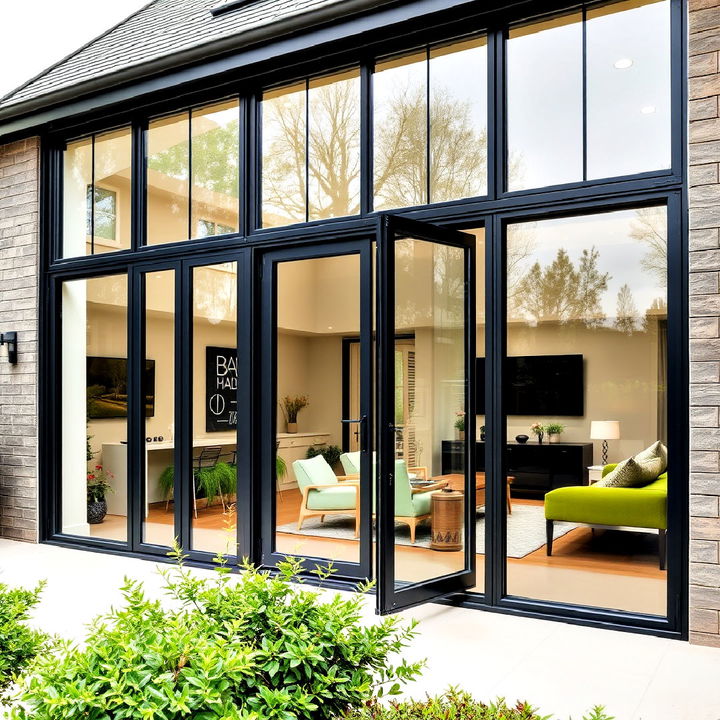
[0,0,352,110]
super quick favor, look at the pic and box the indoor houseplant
[454,411,466,441]
[87,465,114,524]
[281,394,309,433]
[545,422,566,443]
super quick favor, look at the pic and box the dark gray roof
[0,0,378,111]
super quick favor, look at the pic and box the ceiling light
[641,105,656,114]
[614,58,633,69]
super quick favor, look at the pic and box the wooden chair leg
[546,519,554,556]
[506,484,512,515]
[409,519,416,544]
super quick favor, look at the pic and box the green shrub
[345,689,613,720]
[11,551,423,719]
[0,582,48,696]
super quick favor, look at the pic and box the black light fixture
[0,332,18,364]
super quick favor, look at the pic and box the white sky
[0,0,150,98]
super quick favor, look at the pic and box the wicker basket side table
[430,488,464,551]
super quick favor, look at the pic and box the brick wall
[689,0,720,647]
[0,138,40,542]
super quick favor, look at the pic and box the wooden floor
[151,488,664,580]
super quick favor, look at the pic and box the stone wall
[689,0,720,646]
[0,138,40,542]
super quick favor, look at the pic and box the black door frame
[376,214,477,614]
[256,237,375,580]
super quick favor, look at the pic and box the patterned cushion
[596,457,646,488]
[635,441,668,473]
[596,441,668,488]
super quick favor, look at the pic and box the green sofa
[544,464,668,569]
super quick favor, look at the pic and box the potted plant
[454,411,466,441]
[281,394,309,433]
[530,422,545,444]
[306,444,342,472]
[545,422,566,443]
[87,465,114,524]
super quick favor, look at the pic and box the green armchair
[544,464,668,569]
[338,452,434,543]
[293,455,359,537]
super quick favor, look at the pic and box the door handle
[342,416,368,452]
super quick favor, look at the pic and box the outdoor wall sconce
[0,332,18,364]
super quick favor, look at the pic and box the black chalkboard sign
[206,346,238,432]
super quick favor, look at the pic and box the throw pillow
[634,441,668,473]
[595,457,646,488]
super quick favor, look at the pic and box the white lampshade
[590,420,620,440]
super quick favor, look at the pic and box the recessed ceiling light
[614,58,633,69]
[641,105,656,114]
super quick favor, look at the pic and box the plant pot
[287,422,298,433]
[458,430,465,441]
[548,433,561,443]
[87,499,107,524]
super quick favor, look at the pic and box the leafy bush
[11,552,422,719]
[0,582,48,696]
[306,444,342,468]
[345,689,613,720]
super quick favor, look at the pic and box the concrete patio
[0,538,718,720]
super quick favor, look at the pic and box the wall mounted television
[87,357,155,419]
[476,354,584,417]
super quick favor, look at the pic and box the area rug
[276,504,576,559]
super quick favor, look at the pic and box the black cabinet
[441,440,593,496]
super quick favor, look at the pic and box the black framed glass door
[130,254,243,559]
[259,240,374,579]
[376,215,476,614]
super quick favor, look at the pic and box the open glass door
[376,215,476,614]
[259,240,374,580]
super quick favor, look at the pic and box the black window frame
[37,0,688,639]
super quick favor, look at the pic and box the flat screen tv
[87,357,155,419]
[476,354,583,417]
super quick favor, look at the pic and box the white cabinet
[277,432,331,489]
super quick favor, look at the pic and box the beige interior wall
[83,245,663,477]
[473,317,663,463]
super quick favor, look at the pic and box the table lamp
[590,420,620,465]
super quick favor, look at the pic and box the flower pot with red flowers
[87,465,114,524]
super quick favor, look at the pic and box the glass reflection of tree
[517,246,609,327]
[631,207,667,288]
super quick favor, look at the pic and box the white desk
[102,436,237,515]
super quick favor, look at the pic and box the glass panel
[507,14,583,191]
[262,82,307,228]
[274,254,362,566]
[63,137,92,257]
[374,52,427,210]
[143,270,176,547]
[429,38,488,203]
[147,113,190,245]
[586,0,671,179]
[191,262,238,554]
[504,207,668,615]
[191,100,240,238]
[393,237,467,586]
[308,69,361,221]
[61,274,128,541]
[93,128,132,254]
